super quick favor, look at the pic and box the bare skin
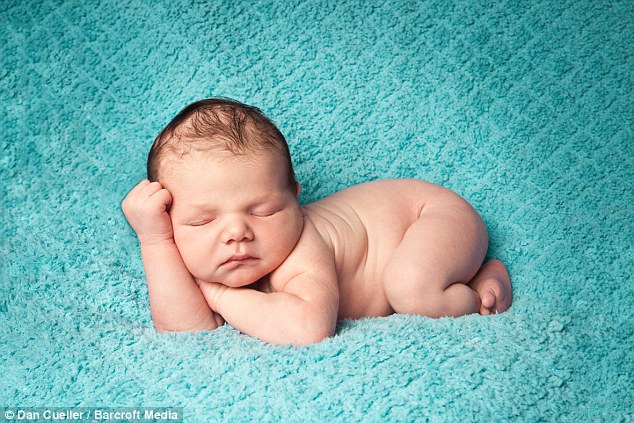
[467,259,512,315]
[302,178,512,320]
[122,152,512,345]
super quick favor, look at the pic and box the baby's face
[162,151,303,287]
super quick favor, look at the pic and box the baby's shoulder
[307,178,444,224]
[268,215,335,290]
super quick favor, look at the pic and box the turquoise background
[2,0,632,420]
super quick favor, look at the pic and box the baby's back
[302,179,448,319]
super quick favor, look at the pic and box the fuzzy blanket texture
[2,0,632,421]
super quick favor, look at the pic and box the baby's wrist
[137,233,175,246]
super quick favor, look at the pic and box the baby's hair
[147,97,296,191]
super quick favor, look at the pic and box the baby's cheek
[271,228,299,260]
[177,247,196,271]
[174,236,204,269]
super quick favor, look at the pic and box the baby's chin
[197,268,268,288]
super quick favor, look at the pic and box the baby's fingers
[127,179,152,196]
[139,181,165,197]
[150,187,172,209]
[122,180,150,211]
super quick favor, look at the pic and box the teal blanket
[2,0,632,421]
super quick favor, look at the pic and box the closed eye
[252,210,278,218]
[189,218,214,226]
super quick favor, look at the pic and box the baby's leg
[383,194,492,318]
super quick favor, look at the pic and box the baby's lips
[222,254,257,265]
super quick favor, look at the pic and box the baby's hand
[195,280,227,311]
[121,180,174,245]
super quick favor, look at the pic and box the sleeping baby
[121,97,512,346]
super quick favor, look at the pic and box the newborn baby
[122,98,512,346]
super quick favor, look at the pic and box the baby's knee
[383,276,448,317]
[389,292,449,318]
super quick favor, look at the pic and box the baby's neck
[252,274,273,293]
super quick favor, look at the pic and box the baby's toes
[481,286,496,307]
[479,287,497,315]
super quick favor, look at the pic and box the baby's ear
[295,182,301,198]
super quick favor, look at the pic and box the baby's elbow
[153,318,219,333]
[292,314,335,346]
[291,328,333,347]
[153,323,187,333]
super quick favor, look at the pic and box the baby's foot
[468,259,513,315]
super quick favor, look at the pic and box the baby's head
[146,98,304,286]
[147,97,297,193]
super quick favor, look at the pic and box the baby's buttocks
[302,179,443,319]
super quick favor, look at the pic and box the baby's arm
[122,180,220,332]
[198,224,339,346]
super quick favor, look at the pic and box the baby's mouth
[221,254,258,266]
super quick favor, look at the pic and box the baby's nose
[222,218,254,243]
